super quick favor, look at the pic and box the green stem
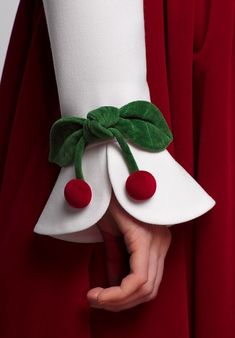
[110,128,139,173]
[74,136,86,179]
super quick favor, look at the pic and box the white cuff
[34,139,215,239]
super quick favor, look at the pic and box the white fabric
[34,143,111,240]
[108,144,215,225]
[0,0,20,80]
[34,0,215,243]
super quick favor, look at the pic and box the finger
[97,241,160,311]
[151,255,165,296]
[87,287,104,303]
[88,232,169,311]
[93,232,168,311]
[89,237,150,305]
[96,254,166,312]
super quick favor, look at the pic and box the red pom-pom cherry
[64,179,92,208]
[125,170,157,200]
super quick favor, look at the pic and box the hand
[87,194,172,312]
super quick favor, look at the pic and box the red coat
[0,0,234,337]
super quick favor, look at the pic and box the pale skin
[87,193,172,312]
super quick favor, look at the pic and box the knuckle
[141,282,155,296]
[144,288,159,302]
[96,296,106,306]
[139,277,147,288]
[137,276,148,287]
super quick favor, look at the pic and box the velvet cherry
[64,178,92,208]
[126,170,157,200]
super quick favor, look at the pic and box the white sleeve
[34,0,215,242]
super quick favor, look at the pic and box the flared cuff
[34,122,215,238]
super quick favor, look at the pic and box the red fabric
[98,230,130,287]
[0,0,234,337]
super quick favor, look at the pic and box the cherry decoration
[49,102,171,208]
[64,178,92,208]
[126,170,157,200]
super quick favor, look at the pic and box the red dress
[0,0,234,337]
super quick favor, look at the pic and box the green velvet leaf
[51,116,85,131]
[49,129,83,166]
[49,116,85,165]
[118,119,170,151]
[118,100,173,151]
[87,106,120,128]
[114,117,132,135]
